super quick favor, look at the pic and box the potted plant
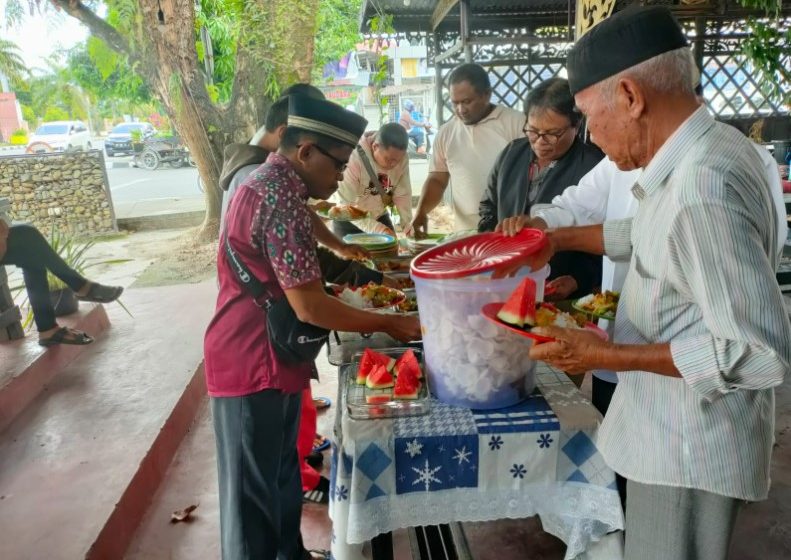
[130,128,144,153]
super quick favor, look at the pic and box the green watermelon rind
[497,277,537,327]
[366,364,395,389]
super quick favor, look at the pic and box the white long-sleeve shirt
[534,159,640,383]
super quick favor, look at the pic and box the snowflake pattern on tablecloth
[335,485,349,501]
[453,446,472,465]
[537,433,554,448]
[412,459,442,491]
[489,435,504,450]
[395,435,478,494]
[405,439,423,458]
[510,464,527,479]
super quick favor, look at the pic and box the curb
[105,161,131,169]
[117,210,205,231]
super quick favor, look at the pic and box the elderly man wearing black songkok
[499,6,791,559]
[205,96,421,560]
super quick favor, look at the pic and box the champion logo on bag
[227,245,252,283]
[298,334,329,344]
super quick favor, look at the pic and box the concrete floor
[0,282,215,560]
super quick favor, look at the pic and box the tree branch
[50,0,142,71]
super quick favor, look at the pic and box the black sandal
[76,283,124,304]
[303,476,330,504]
[39,326,94,347]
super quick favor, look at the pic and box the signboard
[575,0,616,39]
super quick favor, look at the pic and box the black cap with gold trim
[566,6,688,95]
[287,95,368,147]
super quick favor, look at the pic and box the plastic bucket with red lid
[410,229,550,409]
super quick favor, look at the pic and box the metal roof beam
[431,0,459,31]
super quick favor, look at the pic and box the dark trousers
[211,389,307,560]
[0,224,87,332]
[331,213,394,238]
[591,375,628,511]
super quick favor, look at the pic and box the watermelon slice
[357,348,392,384]
[366,363,395,389]
[496,277,537,328]
[394,349,422,379]
[366,393,392,404]
[394,375,420,400]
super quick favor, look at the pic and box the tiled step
[0,281,215,560]
[0,302,110,433]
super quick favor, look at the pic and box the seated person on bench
[0,221,123,347]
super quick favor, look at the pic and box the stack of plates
[405,233,445,255]
[343,233,398,258]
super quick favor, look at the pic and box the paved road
[106,157,205,219]
[2,143,433,220]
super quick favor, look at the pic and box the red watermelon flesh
[357,348,391,384]
[394,375,420,399]
[496,277,538,328]
[366,364,395,389]
[394,349,422,379]
[366,393,392,404]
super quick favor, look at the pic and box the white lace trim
[331,483,623,560]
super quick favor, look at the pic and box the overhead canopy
[360,0,574,33]
[359,0,791,34]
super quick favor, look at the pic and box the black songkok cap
[567,6,688,95]
[287,95,368,147]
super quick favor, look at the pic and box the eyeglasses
[523,126,573,145]
[298,143,348,172]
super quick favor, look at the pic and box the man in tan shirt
[406,63,525,233]
[333,123,412,237]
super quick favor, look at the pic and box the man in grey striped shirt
[502,7,791,559]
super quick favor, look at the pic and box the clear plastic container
[412,265,550,409]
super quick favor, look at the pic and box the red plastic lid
[410,228,547,280]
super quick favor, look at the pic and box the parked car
[104,122,156,156]
[26,121,92,153]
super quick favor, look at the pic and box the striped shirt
[599,106,791,501]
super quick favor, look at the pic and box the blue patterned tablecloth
[329,364,624,560]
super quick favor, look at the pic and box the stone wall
[0,151,116,236]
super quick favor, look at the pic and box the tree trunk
[52,0,320,241]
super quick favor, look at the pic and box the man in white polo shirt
[405,63,525,233]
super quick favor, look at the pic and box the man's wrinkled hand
[495,215,548,236]
[335,243,370,261]
[544,275,578,302]
[491,233,555,279]
[528,326,610,375]
[404,213,428,239]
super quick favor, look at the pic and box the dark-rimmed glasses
[523,126,573,146]
[298,143,348,172]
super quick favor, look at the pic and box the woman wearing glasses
[478,77,603,300]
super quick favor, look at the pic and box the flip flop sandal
[303,476,330,504]
[39,327,94,347]
[76,283,124,304]
[313,396,332,410]
[312,435,331,453]
[306,451,324,469]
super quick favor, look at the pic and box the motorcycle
[407,122,433,160]
[132,136,196,170]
